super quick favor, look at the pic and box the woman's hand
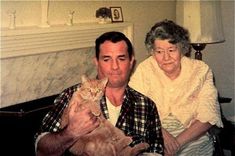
[162,128,180,156]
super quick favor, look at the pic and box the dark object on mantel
[0,94,58,156]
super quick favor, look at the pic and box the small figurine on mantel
[66,10,75,26]
[95,7,111,24]
[8,10,16,29]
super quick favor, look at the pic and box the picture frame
[110,7,123,22]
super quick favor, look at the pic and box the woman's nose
[163,52,170,60]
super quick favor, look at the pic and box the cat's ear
[81,75,89,83]
[101,77,108,87]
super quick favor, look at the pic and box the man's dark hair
[95,31,134,59]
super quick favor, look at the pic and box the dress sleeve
[195,69,223,128]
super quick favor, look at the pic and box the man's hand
[64,91,100,138]
[114,137,149,156]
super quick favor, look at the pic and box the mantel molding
[1,22,133,59]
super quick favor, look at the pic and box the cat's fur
[60,75,149,156]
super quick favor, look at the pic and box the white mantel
[1,22,133,59]
[0,22,133,108]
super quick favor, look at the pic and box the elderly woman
[129,20,223,156]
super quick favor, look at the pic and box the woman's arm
[176,120,212,148]
[162,120,212,155]
[161,128,180,155]
[175,67,219,147]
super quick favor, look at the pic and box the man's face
[94,40,134,88]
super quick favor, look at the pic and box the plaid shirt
[35,84,164,155]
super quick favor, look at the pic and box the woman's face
[152,39,182,79]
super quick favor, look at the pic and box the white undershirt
[106,97,121,126]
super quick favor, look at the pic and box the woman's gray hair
[145,19,191,55]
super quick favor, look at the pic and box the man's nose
[111,60,119,70]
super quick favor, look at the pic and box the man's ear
[93,57,98,67]
[130,55,135,68]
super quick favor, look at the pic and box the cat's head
[78,75,108,101]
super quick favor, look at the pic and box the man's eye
[119,57,126,61]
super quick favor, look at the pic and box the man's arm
[36,94,100,156]
[36,128,77,156]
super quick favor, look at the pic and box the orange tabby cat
[60,75,149,156]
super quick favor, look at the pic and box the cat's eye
[96,88,101,93]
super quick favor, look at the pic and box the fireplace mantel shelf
[1,22,133,59]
